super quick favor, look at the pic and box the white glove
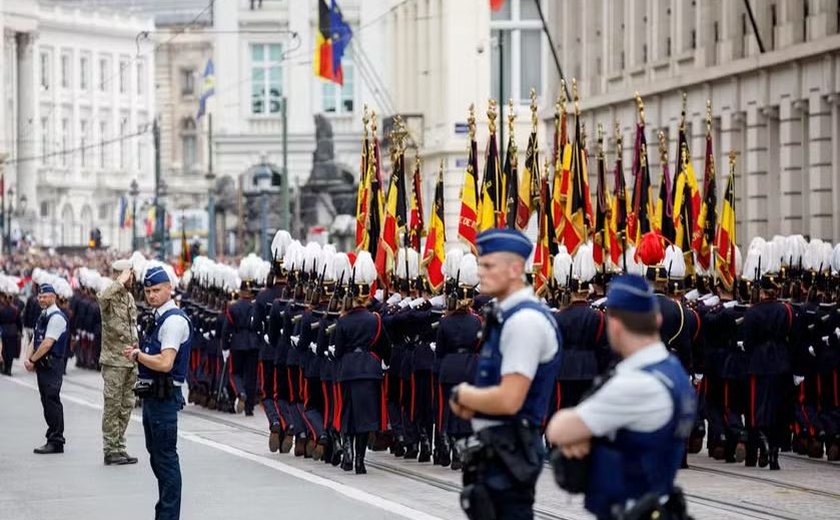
[263,334,270,344]
[834,327,840,340]
[809,346,816,357]
[703,296,720,308]
[211,330,217,338]
[291,335,299,347]
[387,293,402,305]
[822,336,831,346]
[429,295,446,308]
[374,289,384,302]
[793,375,805,386]
[693,373,704,383]
[202,332,210,340]
[724,300,738,309]
[685,289,700,302]
[737,341,745,352]
[429,342,436,353]
[381,360,389,371]
[309,343,317,354]
[410,297,426,309]
[328,345,336,355]
[399,298,412,308]
[222,350,230,362]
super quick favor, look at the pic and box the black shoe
[418,441,431,464]
[104,453,128,465]
[34,443,63,455]
[404,444,419,460]
[294,436,306,457]
[235,393,246,414]
[341,439,354,472]
[281,429,295,454]
[245,409,254,417]
[119,452,138,464]
[355,460,367,474]
[769,448,780,470]
[451,447,462,471]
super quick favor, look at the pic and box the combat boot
[757,433,769,468]
[769,447,780,470]
[438,435,451,468]
[418,436,432,463]
[341,436,354,472]
[354,434,368,474]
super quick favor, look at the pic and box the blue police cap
[39,284,56,295]
[606,274,658,313]
[143,266,170,287]
[476,229,532,260]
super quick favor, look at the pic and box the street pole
[281,97,290,233]
[153,120,164,260]
[207,113,217,259]
[131,195,137,250]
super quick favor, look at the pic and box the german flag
[314,0,352,85]
[715,152,738,290]
[422,164,446,292]
[458,106,479,253]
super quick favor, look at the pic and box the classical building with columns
[0,0,155,249]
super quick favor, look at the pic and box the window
[119,119,127,169]
[41,117,50,163]
[251,44,283,115]
[490,1,543,104]
[80,119,88,167]
[181,69,195,96]
[40,52,50,90]
[99,121,107,168]
[61,118,69,166]
[61,53,70,89]
[322,60,354,113]
[119,59,129,94]
[137,61,144,95]
[181,118,197,173]
[80,56,89,91]
[99,57,109,92]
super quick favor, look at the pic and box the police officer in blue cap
[123,266,192,520]
[24,283,69,454]
[546,274,696,520]
[450,228,562,520]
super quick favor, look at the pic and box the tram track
[58,375,830,520]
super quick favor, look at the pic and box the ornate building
[0,0,155,249]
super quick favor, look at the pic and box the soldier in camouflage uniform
[97,262,139,465]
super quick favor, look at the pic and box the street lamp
[129,179,139,251]
[253,159,272,261]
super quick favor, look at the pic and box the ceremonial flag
[368,128,385,260]
[627,120,654,247]
[314,0,352,85]
[610,139,630,267]
[118,195,131,230]
[559,112,589,255]
[516,129,541,230]
[504,130,518,229]
[551,101,572,248]
[672,141,700,254]
[422,165,445,292]
[145,206,155,237]
[196,59,215,120]
[355,116,371,251]
[178,227,191,275]
[457,108,480,253]
[533,171,553,294]
[478,108,505,231]
[408,157,424,252]
[693,112,718,271]
[714,154,737,290]
[375,160,401,281]
[593,137,612,266]
[654,135,676,244]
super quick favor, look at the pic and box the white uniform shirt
[43,304,68,341]
[575,342,674,439]
[472,287,559,431]
[154,300,190,352]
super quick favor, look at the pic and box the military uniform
[222,296,259,414]
[97,278,139,462]
[552,300,608,410]
[253,283,285,441]
[0,295,22,375]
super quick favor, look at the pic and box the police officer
[449,228,561,520]
[123,265,192,520]
[24,282,69,454]
[546,274,696,520]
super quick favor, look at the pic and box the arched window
[181,118,197,173]
[61,204,75,246]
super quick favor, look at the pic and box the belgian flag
[314,0,352,85]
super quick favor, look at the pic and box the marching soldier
[255,231,291,451]
[222,255,262,416]
[436,250,481,470]
[334,251,391,474]
[0,277,23,375]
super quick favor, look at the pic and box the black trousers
[230,350,259,412]
[36,358,65,445]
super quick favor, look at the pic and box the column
[719,109,747,241]
[745,104,770,240]
[778,97,804,234]
[17,32,37,215]
[808,93,834,239]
